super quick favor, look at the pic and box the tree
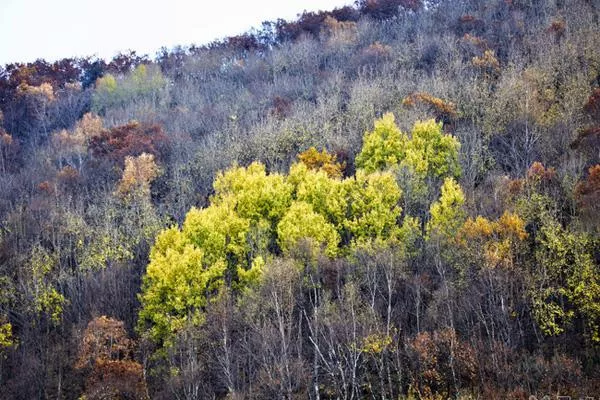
[355,113,407,173]
[116,152,159,198]
[137,230,225,345]
[426,177,466,242]
[76,316,148,400]
[277,201,340,257]
[344,169,403,248]
[91,64,166,114]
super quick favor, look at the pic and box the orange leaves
[472,49,501,76]
[323,16,358,44]
[402,92,458,123]
[298,147,345,178]
[527,161,556,182]
[407,328,477,398]
[76,316,148,400]
[496,211,528,241]
[76,316,133,369]
[458,211,528,271]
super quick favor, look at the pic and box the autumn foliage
[76,316,148,400]
[88,121,167,164]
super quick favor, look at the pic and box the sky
[0,0,355,65]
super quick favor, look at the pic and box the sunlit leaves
[277,201,340,257]
[356,114,461,182]
[116,152,159,198]
[344,170,402,247]
[297,146,345,178]
[213,162,292,224]
[403,120,461,181]
[355,112,407,173]
[426,177,465,242]
[0,321,13,350]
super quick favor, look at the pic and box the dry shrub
[402,92,458,123]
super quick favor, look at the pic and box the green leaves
[0,321,13,350]
[532,219,600,341]
[92,64,166,114]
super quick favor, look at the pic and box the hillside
[0,0,599,398]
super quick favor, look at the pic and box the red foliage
[106,51,148,75]
[88,121,168,165]
[575,165,600,219]
[526,161,556,182]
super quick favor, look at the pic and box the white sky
[0,0,355,65]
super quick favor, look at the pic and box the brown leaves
[584,88,600,121]
[323,16,358,44]
[76,316,133,369]
[88,121,168,165]
[16,82,55,101]
[407,328,477,398]
[76,316,148,400]
[472,49,501,76]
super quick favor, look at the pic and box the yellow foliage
[458,211,528,270]
[0,321,13,349]
[361,333,393,354]
[116,153,159,197]
[17,82,56,101]
[472,49,501,76]
[323,16,358,45]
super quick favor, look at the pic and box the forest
[0,0,599,398]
